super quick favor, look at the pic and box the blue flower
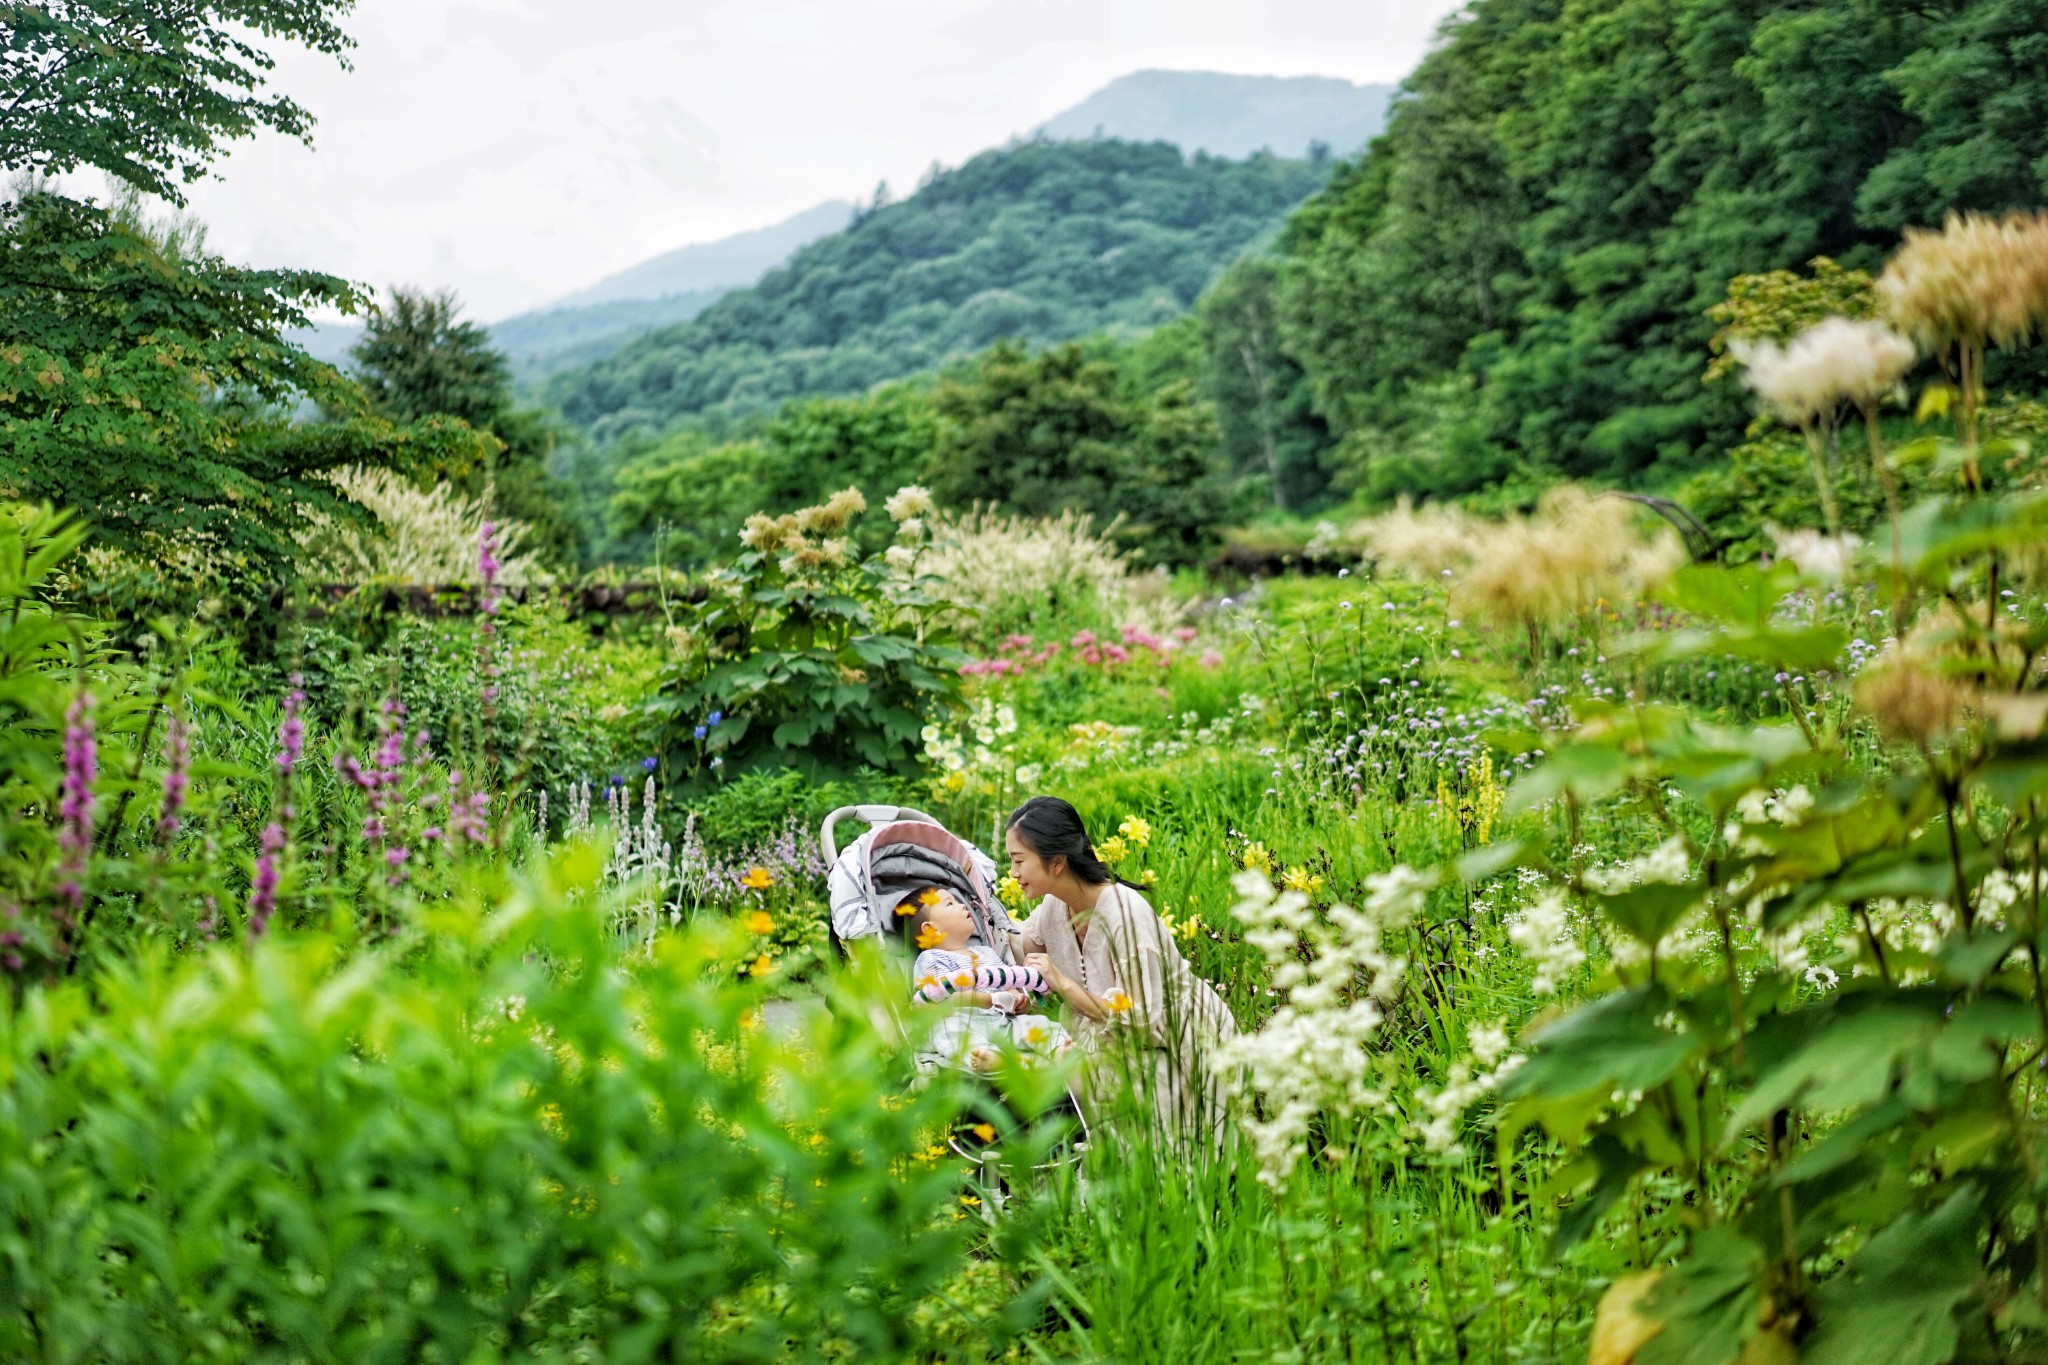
[641,756,658,773]
[694,725,708,741]
[707,709,724,726]
[608,775,624,787]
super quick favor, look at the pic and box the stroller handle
[819,804,944,864]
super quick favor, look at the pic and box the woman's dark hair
[1005,796,1129,887]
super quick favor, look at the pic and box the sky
[179,0,1466,321]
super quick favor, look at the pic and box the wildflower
[1733,318,1917,426]
[1508,891,1584,996]
[916,923,945,950]
[749,953,775,978]
[248,821,285,937]
[1139,869,1158,886]
[56,692,96,918]
[1117,815,1152,847]
[1240,842,1273,874]
[740,512,799,553]
[996,875,1026,910]
[1104,990,1133,1014]
[741,866,774,891]
[884,544,917,571]
[959,1196,981,1208]
[895,899,919,917]
[1097,835,1129,863]
[1015,764,1041,787]
[918,887,942,906]
[641,756,658,773]
[745,910,775,934]
[971,1122,997,1142]
[276,682,306,774]
[1803,964,1839,990]
[885,485,934,521]
[1769,527,1861,584]
[156,711,190,842]
[1280,866,1325,896]
[796,487,867,535]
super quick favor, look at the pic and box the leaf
[1802,1189,1981,1365]
[1597,881,1705,947]
[1553,1134,1647,1252]
[1506,742,1635,814]
[1635,1226,1764,1365]
[1724,994,1947,1139]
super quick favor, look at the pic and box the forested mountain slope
[1279,0,2048,499]
[548,139,1332,438]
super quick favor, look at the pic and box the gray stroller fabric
[827,819,1015,949]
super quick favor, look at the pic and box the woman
[1004,796,1238,1149]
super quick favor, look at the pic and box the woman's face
[1005,826,1061,901]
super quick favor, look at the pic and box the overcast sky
[179,0,1465,321]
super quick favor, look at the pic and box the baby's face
[924,889,977,944]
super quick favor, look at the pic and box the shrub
[0,867,986,1361]
[920,507,1190,647]
[650,489,965,786]
[295,464,549,585]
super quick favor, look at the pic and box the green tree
[350,287,575,563]
[1200,256,1331,511]
[0,190,478,584]
[0,0,357,204]
[928,339,1239,564]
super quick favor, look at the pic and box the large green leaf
[1803,1189,1981,1365]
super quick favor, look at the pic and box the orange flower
[895,899,918,916]
[744,910,774,934]
[749,954,775,978]
[953,972,974,988]
[1105,990,1133,1015]
[972,1123,997,1142]
[741,866,774,891]
[918,887,943,906]
[915,923,945,950]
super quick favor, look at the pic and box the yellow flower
[1105,990,1133,1015]
[1280,866,1325,895]
[744,910,774,934]
[915,923,945,951]
[539,1102,565,1136]
[1241,843,1273,874]
[960,1195,981,1208]
[1118,815,1152,847]
[1139,869,1158,886]
[1097,835,1129,863]
[997,875,1026,909]
[1025,1025,1047,1046]
[749,954,775,978]
[953,972,974,988]
[918,887,943,906]
[972,1123,997,1142]
[944,771,967,792]
[741,865,774,890]
[895,898,918,916]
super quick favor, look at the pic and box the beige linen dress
[1015,883,1239,1147]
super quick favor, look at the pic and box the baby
[906,886,1072,1068]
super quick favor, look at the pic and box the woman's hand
[1025,953,1111,1022]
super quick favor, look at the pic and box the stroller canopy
[824,806,1018,955]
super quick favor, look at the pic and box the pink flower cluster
[479,521,503,706]
[336,698,429,885]
[55,692,96,929]
[156,712,190,842]
[959,626,1215,678]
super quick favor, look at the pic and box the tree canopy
[0,0,357,204]
[1276,0,2048,500]
[547,139,1331,440]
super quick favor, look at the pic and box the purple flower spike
[249,822,285,937]
[57,692,97,920]
[157,711,191,841]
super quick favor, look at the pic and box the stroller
[822,804,1090,1194]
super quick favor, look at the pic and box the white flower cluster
[1217,865,1432,1186]
[920,698,1019,773]
[1507,891,1585,996]
[1415,1021,1523,1156]
[1584,836,1711,969]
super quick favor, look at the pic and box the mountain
[547,139,1332,440]
[486,201,855,383]
[1035,71,1396,160]
[551,200,855,308]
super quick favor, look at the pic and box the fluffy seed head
[1877,211,2048,351]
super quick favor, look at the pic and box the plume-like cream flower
[1732,317,1916,425]
[885,484,934,521]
